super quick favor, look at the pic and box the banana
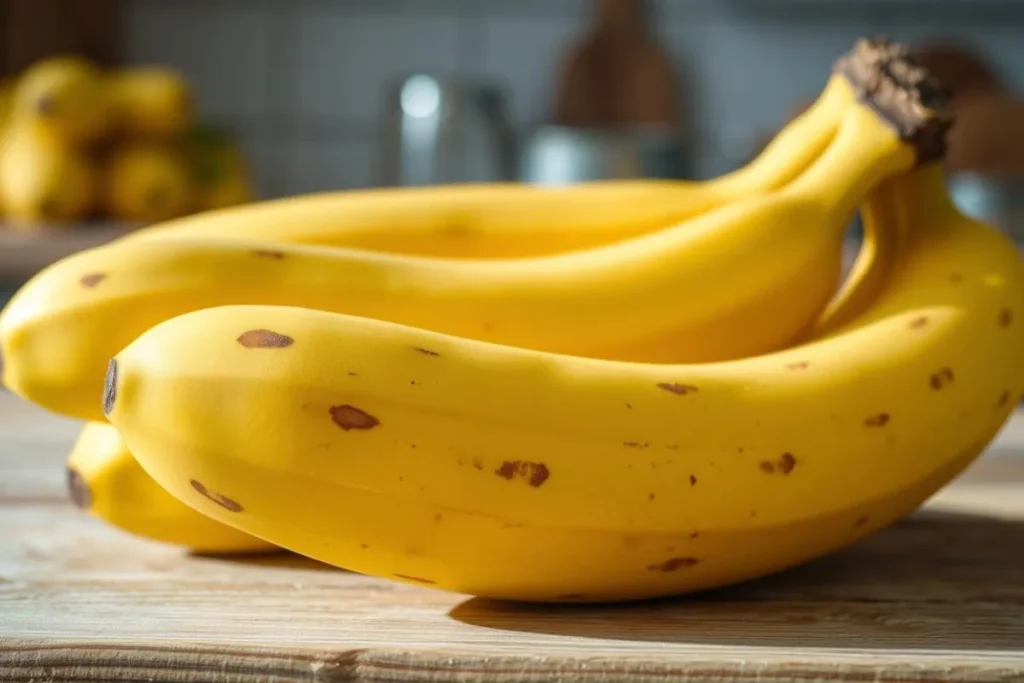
[107,66,193,138]
[103,161,1024,602]
[67,422,275,554]
[0,47,943,421]
[0,118,97,225]
[116,69,855,257]
[102,141,195,222]
[804,174,912,336]
[12,55,113,146]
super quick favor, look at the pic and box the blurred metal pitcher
[378,74,516,186]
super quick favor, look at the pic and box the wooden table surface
[1,391,1023,683]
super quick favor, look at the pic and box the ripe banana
[103,163,1024,602]
[0,48,944,421]
[116,69,855,257]
[67,422,275,554]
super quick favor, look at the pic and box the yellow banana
[0,49,942,422]
[104,162,1024,602]
[804,174,912,336]
[116,70,855,257]
[67,422,275,554]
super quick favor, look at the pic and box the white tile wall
[123,0,1024,198]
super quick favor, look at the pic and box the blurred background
[0,0,1022,299]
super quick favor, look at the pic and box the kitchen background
[0,0,1023,289]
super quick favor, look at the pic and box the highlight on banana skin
[2,33,1023,605]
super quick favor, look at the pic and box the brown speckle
[778,453,796,474]
[413,347,440,357]
[999,308,1014,327]
[329,405,379,431]
[737,447,744,454]
[864,413,890,427]
[648,557,699,572]
[410,380,417,386]
[189,479,243,512]
[666,444,679,450]
[930,367,955,390]
[854,516,869,528]
[690,531,700,539]
[648,493,656,501]
[79,273,107,288]
[625,403,633,409]
[950,273,963,283]
[472,457,483,471]
[909,316,929,329]
[689,475,697,486]
[759,461,775,474]
[495,460,550,487]
[237,329,294,348]
[433,513,442,522]
[657,382,699,395]
[251,249,285,259]
[66,467,91,509]
[999,391,1012,408]
[394,574,436,585]
[483,322,495,333]
[360,544,369,550]
[623,441,649,448]
[786,361,810,370]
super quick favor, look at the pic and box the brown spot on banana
[495,460,550,487]
[189,479,243,512]
[999,391,1013,408]
[648,557,699,572]
[80,273,107,288]
[657,382,698,395]
[864,413,890,427]
[329,405,379,431]
[237,329,294,348]
[251,249,285,259]
[909,316,929,329]
[999,308,1014,327]
[786,361,810,370]
[930,367,955,390]
[760,453,796,475]
[413,347,440,357]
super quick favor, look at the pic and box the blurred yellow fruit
[103,142,195,222]
[109,67,193,138]
[0,119,97,226]
[185,123,254,210]
[13,55,113,146]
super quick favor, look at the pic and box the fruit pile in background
[2,38,1024,606]
[0,55,254,229]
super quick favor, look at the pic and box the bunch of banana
[0,55,255,227]
[0,39,927,421]
[4,38,1022,603]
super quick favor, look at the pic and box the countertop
[1,390,1023,682]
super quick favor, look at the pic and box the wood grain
[1,393,1023,682]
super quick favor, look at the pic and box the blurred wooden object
[0,0,122,78]
[554,0,681,129]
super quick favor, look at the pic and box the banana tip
[66,466,91,510]
[102,358,118,417]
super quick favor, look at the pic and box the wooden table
[1,391,1022,683]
